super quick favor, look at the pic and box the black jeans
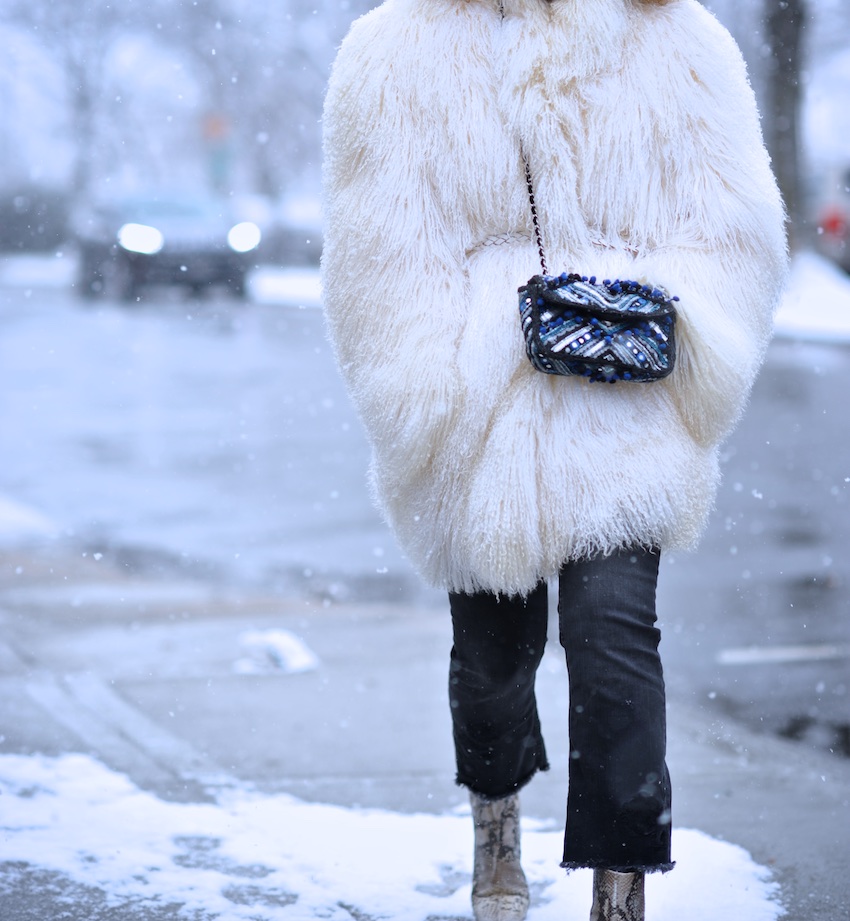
[449,547,673,872]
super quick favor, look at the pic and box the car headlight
[118,223,164,255]
[227,221,262,253]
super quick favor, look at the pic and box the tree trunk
[763,0,807,252]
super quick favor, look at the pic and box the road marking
[717,644,850,666]
[0,640,26,672]
[25,672,232,799]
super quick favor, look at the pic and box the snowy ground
[3,250,849,919]
[0,753,781,921]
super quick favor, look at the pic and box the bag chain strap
[522,151,548,276]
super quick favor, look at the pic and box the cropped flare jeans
[448,547,673,872]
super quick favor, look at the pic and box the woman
[322,0,787,918]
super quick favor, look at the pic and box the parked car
[72,194,262,301]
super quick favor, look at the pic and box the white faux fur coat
[321,0,788,596]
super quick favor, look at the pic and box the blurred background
[0,0,847,265]
[0,0,848,800]
[0,0,358,265]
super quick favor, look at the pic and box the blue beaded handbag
[517,159,679,384]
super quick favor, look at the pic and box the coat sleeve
[627,8,788,449]
[321,10,466,478]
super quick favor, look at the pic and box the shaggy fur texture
[322,0,788,595]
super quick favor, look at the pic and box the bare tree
[0,0,365,197]
[1,0,151,194]
[132,0,366,197]
[763,0,807,250]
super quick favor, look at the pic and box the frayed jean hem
[455,760,550,802]
[560,860,675,875]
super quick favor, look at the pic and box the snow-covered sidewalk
[0,752,781,921]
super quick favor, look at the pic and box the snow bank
[0,251,76,287]
[249,266,322,308]
[774,250,850,343]
[0,753,783,921]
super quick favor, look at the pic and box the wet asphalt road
[0,273,848,762]
[660,337,850,757]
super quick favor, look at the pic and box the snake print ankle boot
[470,792,530,921]
[589,869,645,921]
